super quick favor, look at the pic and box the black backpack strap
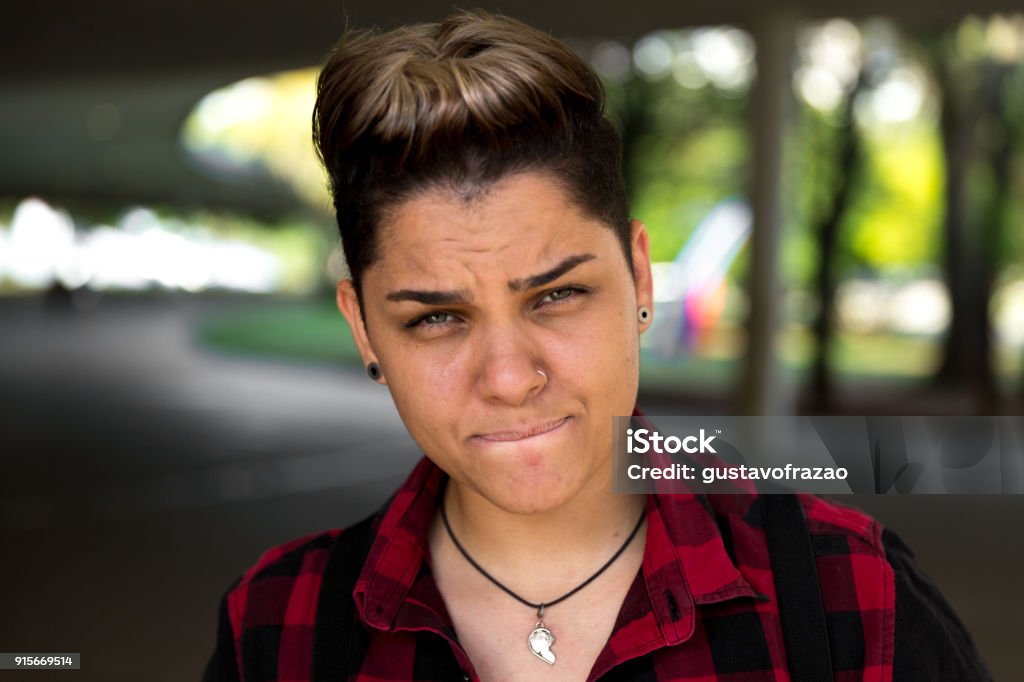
[312,515,377,682]
[762,494,834,681]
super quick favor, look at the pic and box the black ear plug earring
[366,362,382,381]
[638,307,650,323]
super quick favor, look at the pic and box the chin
[479,484,580,516]
[470,458,602,515]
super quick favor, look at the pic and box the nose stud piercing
[366,362,382,381]
[638,306,651,323]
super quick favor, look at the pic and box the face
[337,172,653,515]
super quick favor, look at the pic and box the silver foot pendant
[528,604,556,665]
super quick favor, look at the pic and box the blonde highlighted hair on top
[313,9,630,295]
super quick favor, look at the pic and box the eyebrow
[508,253,596,292]
[385,253,597,304]
[385,288,471,305]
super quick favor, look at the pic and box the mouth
[474,416,571,443]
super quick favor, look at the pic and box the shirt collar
[628,408,764,643]
[353,456,444,631]
[353,434,763,640]
[641,488,765,643]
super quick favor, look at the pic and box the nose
[475,319,547,406]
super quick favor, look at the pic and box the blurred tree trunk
[930,44,998,410]
[742,13,795,415]
[979,62,1016,407]
[809,69,868,412]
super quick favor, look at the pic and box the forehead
[372,173,616,281]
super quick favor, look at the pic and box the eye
[539,285,589,306]
[406,311,458,328]
[423,311,452,324]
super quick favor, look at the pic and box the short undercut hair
[313,9,631,297]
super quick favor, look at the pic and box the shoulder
[706,493,992,680]
[796,495,992,680]
[203,517,381,682]
[797,493,883,550]
[222,515,379,637]
[880,524,993,680]
[702,494,893,646]
[709,492,892,608]
[704,492,886,557]
[242,529,344,583]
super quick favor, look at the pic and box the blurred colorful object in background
[647,200,750,359]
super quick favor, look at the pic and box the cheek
[547,298,639,391]
[382,341,467,443]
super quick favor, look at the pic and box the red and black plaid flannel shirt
[203,456,991,681]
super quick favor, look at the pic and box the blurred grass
[194,298,362,365]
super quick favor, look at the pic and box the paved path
[0,295,1019,680]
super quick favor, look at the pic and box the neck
[435,473,646,594]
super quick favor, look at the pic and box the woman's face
[337,172,653,514]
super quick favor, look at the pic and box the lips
[474,416,570,442]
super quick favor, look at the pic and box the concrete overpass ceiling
[6,0,1023,80]
[1,1,1020,215]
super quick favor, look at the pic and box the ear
[336,279,387,384]
[629,219,654,332]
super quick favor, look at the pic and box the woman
[203,10,990,681]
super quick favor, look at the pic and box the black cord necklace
[440,501,646,667]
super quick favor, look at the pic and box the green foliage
[842,125,944,269]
